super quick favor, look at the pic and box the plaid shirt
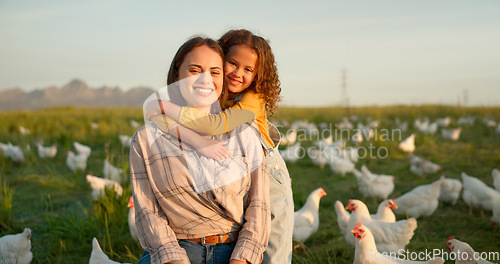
[130,122,270,264]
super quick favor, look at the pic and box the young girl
[132,36,270,264]
[147,29,294,264]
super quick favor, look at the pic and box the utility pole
[463,89,468,106]
[341,68,350,117]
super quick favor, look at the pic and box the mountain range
[0,79,156,111]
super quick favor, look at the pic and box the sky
[1,0,499,107]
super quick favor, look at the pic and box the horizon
[3,77,500,109]
[1,1,499,107]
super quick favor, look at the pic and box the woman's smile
[193,86,214,97]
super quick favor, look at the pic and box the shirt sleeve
[230,126,271,264]
[150,114,177,133]
[175,91,264,135]
[130,130,190,264]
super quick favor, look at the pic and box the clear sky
[1,0,499,106]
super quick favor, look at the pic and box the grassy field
[0,105,499,263]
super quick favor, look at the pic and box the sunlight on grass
[0,106,499,262]
[0,173,14,231]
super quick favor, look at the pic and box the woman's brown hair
[218,29,281,117]
[166,36,227,113]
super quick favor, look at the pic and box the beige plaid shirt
[130,122,270,264]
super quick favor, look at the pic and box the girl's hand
[194,138,232,161]
[145,100,165,120]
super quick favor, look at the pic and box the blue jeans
[261,122,294,264]
[137,240,235,264]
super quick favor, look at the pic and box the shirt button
[274,165,279,170]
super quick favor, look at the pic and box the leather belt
[185,233,238,245]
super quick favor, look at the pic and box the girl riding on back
[147,29,294,264]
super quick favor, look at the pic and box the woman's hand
[193,138,232,161]
[145,100,165,120]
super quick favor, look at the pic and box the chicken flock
[1,114,500,263]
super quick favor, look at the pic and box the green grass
[0,105,499,263]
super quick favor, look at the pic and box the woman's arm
[130,130,190,264]
[230,126,271,264]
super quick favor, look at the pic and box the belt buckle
[200,237,216,246]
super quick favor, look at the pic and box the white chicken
[334,199,398,237]
[371,199,398,223]
[334,200,351,235]
[86,174,123,200]
[339,147,359,163]
[0,228,33,264]
[118,135,132,148]
[457,116,475,126]
[491,203,500,228]
[4,143,25,163]
[89,237,131,264]
[66,151,89,172]
[421,121,438,135]
[36,143,57,159]
[393,178,443,218]
[438,176,463,205]
[351,222,444,264]
[436,116,451,127]
[292,187,327,242]
[328,157,355,176]
[103,159,124,183]
[128,196,138,240]
[397,120,409,132]
[90,122,100,130]
[492,168,500,192]
[352,130,363,146]
[359,122,375,141]
[18,126,31,135]
[314,135,333,150]
[441,127,462,141]
[337,117,354,130]
[346,199,418,253]
[307,148,328,169]
[73,141,91,157]
[446,237,496,264]
[130,119,140,128]
[461,172,500,214]
[353,165,395,200]
[280,142,302,163]
[0,142,8,156]
[409,154,442,176]
[398,134,415,153]
[280,128,297,146]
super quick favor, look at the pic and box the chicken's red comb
[447,236,454,241]
[128,196,134,208]
[354,222,363,229]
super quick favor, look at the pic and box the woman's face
[224,44,258,94]
[178,45,223,112]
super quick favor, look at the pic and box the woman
[147,30,293,263]
[131,37,270,264]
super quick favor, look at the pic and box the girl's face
[224,44,258,94]
[178,45,223,112]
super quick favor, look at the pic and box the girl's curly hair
[218,29,281,117]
